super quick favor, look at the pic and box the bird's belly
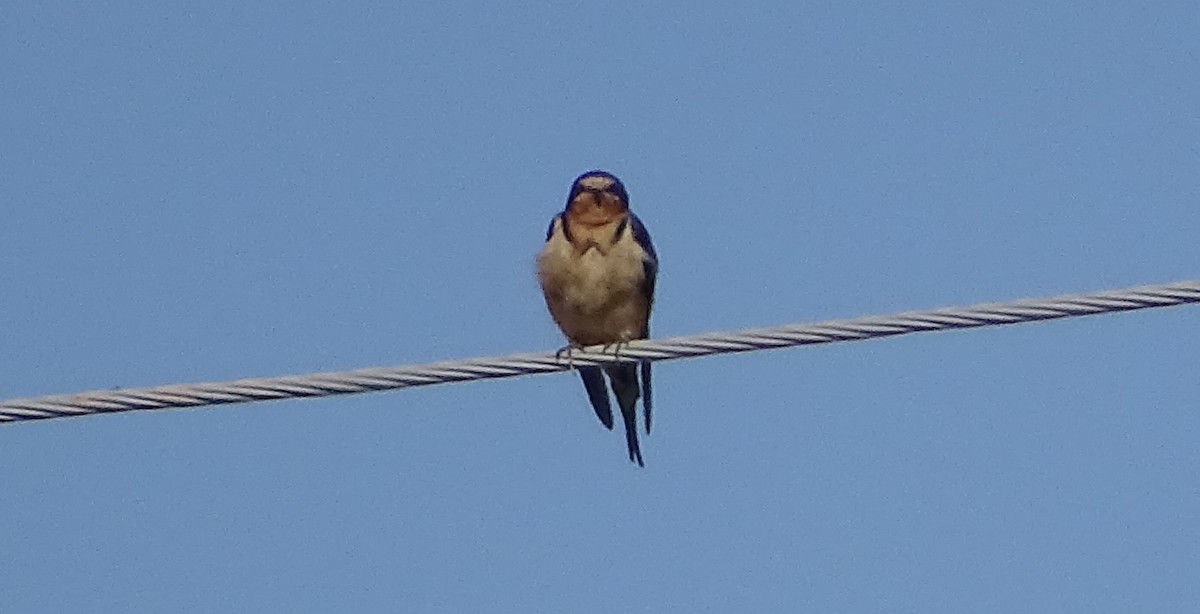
[539,250,647,346]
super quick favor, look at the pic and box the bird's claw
[601,340,631,361]
[555,344,582,368]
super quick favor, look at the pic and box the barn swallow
[537,170,658,467]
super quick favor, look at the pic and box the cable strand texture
[3,279,1198,424]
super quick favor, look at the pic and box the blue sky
[3,2,1199,611]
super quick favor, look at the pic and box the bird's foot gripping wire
[600,340,630,361]
[554,343,584,368]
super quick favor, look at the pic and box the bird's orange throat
[567,191,628,227]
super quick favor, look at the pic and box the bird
[537,170,658,467]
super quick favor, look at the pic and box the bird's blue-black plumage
[605,362,644,467]
[577,366,613,430]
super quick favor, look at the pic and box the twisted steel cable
[3,279,1198,424]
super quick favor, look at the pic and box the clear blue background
[3,2,1199,611]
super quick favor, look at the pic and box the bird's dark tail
[606,363,644,467]
[578,366,614,430]
[641,361,653,433]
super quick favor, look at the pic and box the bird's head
[564,170,630,227]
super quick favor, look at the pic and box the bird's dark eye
[609,185,628,204]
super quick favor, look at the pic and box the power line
[3,279,1198,424]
